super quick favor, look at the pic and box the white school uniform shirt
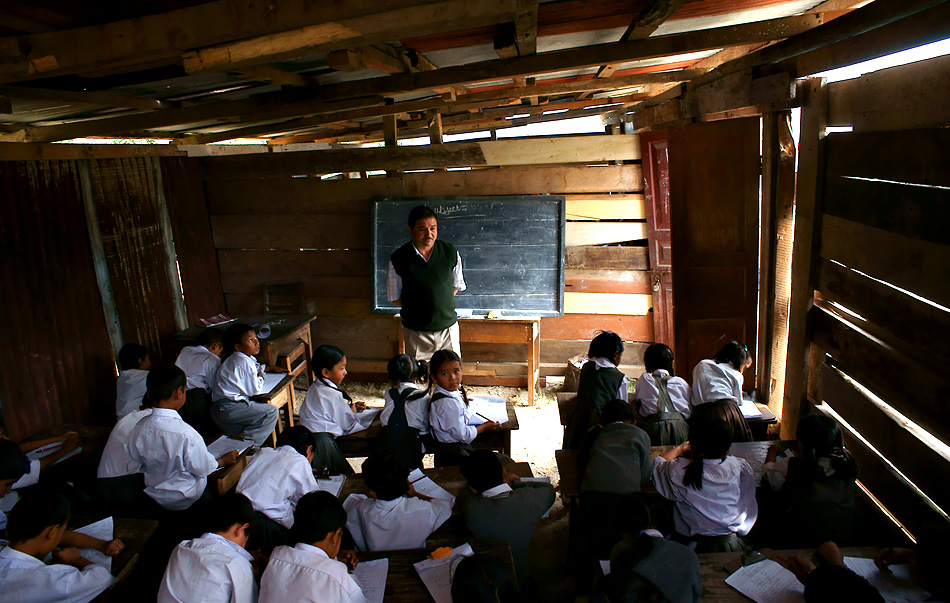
[691,359,744,406]
[214,352,264,403]
[236,446,318,529]
[175,345,222,393]
[343,494,452,552]
[428,385,477,444]
[590,356,630,402]
[634,370,692,417]
[98,408,152,478]
[380,383,431,434]
[385,245,466,302]
[259,543,368,603]
[128,408,219,510]
[0,545,117,603]
[116,368,148,419]
[298,379,360,437]
[0,458,41,530]
[158,532,258,603]
[651,455,758,537]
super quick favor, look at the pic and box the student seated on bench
[116,342,151,420]
[174,326,224,436]
[158,492,259,603]
[96,393,153,517]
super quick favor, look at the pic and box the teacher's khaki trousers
[403,322,461,361]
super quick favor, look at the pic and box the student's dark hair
[616,494,653,538]
[804,566,884,603]
[205,492,256,535]
[461,449,504,494]
[118,342,148,371]
[713,340,751,371]
[796,414,856,481]
[197,327,225,348]
[0,439,30,481]
[387,353,429,385]
[146,364,187,403]
[224,323,256,355]
[429,348,469,405]
[362,454,410,501]
[683,418,732,491]
[643,343,674,374]
[313,344,346,373]
[6,489,70,543]
[290,490,347,545]
[407,204,437,228]
[451,554,519,603]
[589,331,624,361]
[276,425,315,457]
[577,400,636,484]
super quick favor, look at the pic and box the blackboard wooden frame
[371,196,566,317]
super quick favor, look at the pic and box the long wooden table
[337,399,520,458]
[21,424,111,486]
[358,540,516,602]
[556,441,795,499]
[174,314,316,367]
[697,546,878,601]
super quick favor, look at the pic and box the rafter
[0,85,176,111]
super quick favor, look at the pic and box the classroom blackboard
[372,196,566,316]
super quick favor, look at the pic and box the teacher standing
[387,205,466,361]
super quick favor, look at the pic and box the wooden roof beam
[493,0,539,58]
[0,85,174,111]
[233,65,316,87]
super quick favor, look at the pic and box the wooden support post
[427,110,443,144]
[151,158,189,331]
[782,78,827,438]
[383,98,398,176]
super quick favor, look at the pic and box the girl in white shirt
[689,341,753,442]
[634,343,691,446]
[379,354,431,469]
[298,345,366,476]
[427,350,497,466]
[652,418,757,553]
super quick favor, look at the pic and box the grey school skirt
[311,431,354,475]
[643,411,689,446]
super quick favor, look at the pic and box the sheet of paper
[412,476,456,507]
[725,560,805,603]
[739,398,764,419]
[468,395,509,424]
[261,372,286,394]
[315,475,346,497]
[25,442,82,466]
[353,558,388,603]
[408,468,425,483]
[207,435,252,459]
[843,558,929,603]
[414,543,475,603]
[519,477,554,517]
[73,517,114,573]
[600,560,611,576]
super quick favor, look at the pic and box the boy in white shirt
[175,327,224,436]
[0,489,120,603]
[212,323,282,447]
[259,491,367,603]
[158,492,259,603]
[129,365,238,517]
[116,343,151,420]
[96,398,152,517]
[343,454,452,552]
[237,426,318,554]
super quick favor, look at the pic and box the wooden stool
[277,338,313,386]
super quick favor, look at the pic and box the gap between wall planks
[204,157,656,379]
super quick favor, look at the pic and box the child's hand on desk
[61,434,82,454]
[53,547,93,569]
[337,549,359,571]
[351,401,366,413]
[408,482,433,501]
[659,441,690,461]
[765,444,783,463]
[503,469,521,485]
[99,539,125,557]
[265,365,288,374]
[475,420,499,434]
[217,450,240,467]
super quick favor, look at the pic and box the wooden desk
[358,541,516,602]
[556,440,795,499]
[21,425,111,485]
[207,448,252,495]
[69,516,159,586]
[337,400,520,457]
[697,546,878,602]
[396,317,541,405]
[175,314,316,368]
[339,462,534,515]
[254,372,296,446]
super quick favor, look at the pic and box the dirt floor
[293,376,579,600]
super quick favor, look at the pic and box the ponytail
[683,418,732,491]
[416,359,429,385]
[683,456,705,491]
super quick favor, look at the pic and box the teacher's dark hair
[407,205,437,228]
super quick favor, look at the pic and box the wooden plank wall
[0,161,117,438]
[799,55,950,537]
[201,140,654,385]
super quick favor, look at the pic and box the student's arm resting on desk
[17,431,79,453]
[184,434,224,476]
[651,454,686,502]
[50,548,118,598]
[60,531,125,556]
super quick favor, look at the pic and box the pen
[476,412,493,422]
